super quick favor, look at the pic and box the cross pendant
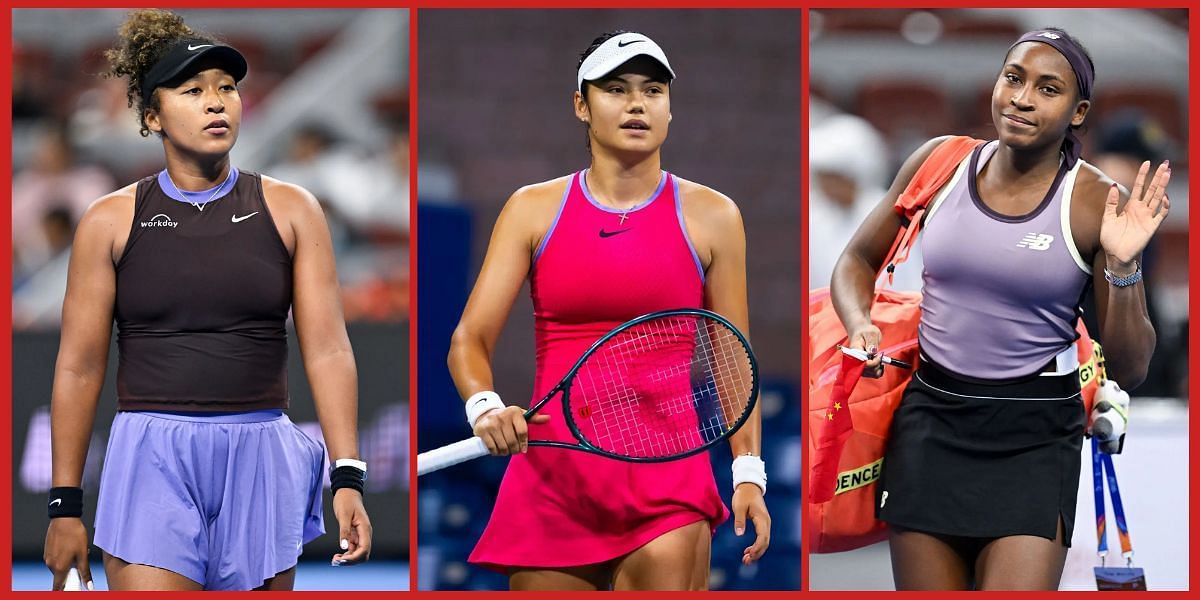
[618,212,629,225]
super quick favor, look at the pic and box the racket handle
[416,436,489,476]
[63,567,81,591]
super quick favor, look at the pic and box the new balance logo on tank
[1016,233,1054,250]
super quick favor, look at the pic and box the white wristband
[732,454,767,495]
[333,458,367,473]
[466,390,506,429]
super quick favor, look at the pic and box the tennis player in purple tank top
[831,28,1169,591]
[43,9,372,591]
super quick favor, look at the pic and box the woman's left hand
[1100,160,1170,267]
[331,488,373,566]
[732,483,771,564]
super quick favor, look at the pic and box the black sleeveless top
[115,171,292,411]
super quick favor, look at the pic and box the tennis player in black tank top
[43,9,372,591]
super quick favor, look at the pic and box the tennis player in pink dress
[446,31,771,590]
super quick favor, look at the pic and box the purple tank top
[918,140,1092,379]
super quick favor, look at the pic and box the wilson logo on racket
[417,308,759,476]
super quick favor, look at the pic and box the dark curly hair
[102,9,220,137]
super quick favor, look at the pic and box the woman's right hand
[847,323,885,379]
[44,517,92,591]
[473,406,551,456]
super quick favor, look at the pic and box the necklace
[163,169,234,212]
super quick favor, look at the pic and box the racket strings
[568,315,754,458]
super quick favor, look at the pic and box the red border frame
[799,6,810,593]
[5,2,1196,598]
[408,6,421,592]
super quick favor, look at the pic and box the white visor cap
[577,32,675,92]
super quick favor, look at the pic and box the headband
[1009,30,1094,167]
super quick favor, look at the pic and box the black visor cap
[140,38,248,106]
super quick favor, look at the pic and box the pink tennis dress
[468,170,731,570]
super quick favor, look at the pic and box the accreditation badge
[1094,566,1147,591]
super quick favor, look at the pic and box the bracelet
[465,390,505,429]
[1104,261,1142,287]
[331,465,366,495]
[732,454,767,495]
[48,487,84,519]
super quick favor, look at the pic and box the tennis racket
[417,308,758,475]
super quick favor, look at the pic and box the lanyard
[1092,435,1134,566]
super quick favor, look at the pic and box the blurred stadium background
[416,9,801,591]
[808,8,1188,590]
[11,8,409,590]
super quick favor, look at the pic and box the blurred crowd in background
[809,8,1189,400]
[12,8,409,329]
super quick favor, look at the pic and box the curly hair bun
[103,9,216,137]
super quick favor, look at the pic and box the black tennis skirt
[876,357,1086,545]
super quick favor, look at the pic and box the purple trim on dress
[672,175,705,284]
[579,168,666,214]
[533,174,574,263]
[157,167,240,205]
[968,141,1067,224]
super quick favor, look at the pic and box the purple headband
[1008,30,1095,167]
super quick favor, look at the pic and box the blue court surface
[12,560,409,591]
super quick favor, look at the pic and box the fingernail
[340,539,349,550]
[331,559,343,567]
[1164,159,1170,168]
[87,581,94,591]
[735,527,744,536]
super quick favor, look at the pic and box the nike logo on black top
[231,212,259,223]
[617,40,644,47]
[599,228,632,238]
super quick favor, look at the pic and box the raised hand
[1100,160,1170,269]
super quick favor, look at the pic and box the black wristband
[330,466,365,495]
[48,487,84,519]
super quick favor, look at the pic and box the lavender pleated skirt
[93,410,326,590]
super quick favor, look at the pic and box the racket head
[558,308,758,462]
